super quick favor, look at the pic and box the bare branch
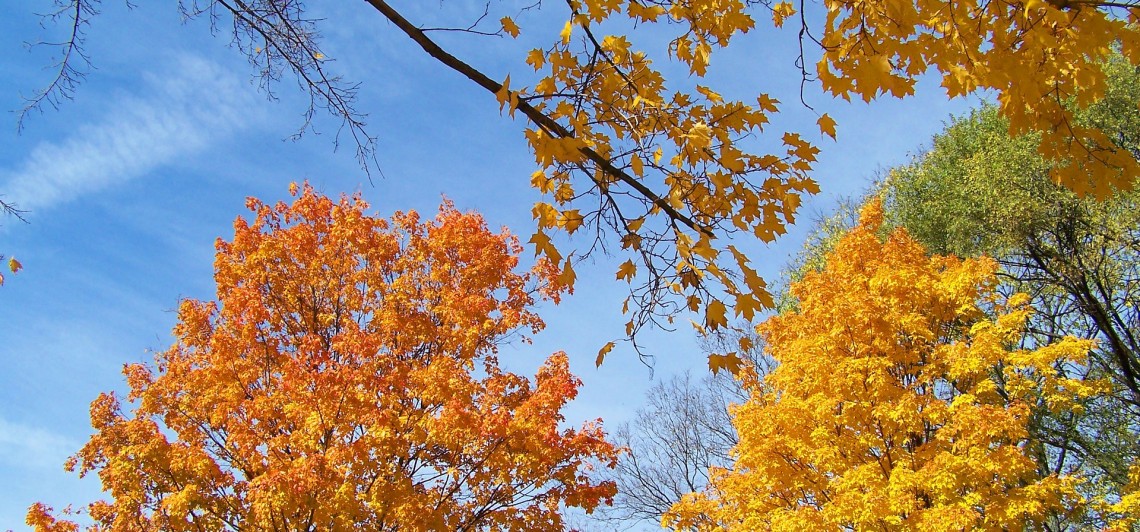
[1,198,29,224]
[17,0,101,131]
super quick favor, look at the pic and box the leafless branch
[17,0,102,131]
[1,198,29,224]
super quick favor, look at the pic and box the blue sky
[0,1,980,528]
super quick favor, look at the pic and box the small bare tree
[593,328,772,528]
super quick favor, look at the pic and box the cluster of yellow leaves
[664,200,1110,530]
[501,1,822,355]
[28,184,618,531]
[495,0,1136,366]
[811,0,1140,198]
[1104,463,1140,530]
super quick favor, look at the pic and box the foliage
[27,185,618,531]
[664,201,1104,530]
[772,198,865,314]
[25,0,1140,367]
[1109,463,1140,530]
[765,62,1140,524]
[883,66,1140,523]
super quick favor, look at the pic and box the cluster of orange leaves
[664,201,1113,530]
[492,0,1137,369]
[27,184,617,531]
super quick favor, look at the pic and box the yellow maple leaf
[526,48,545,70]
[560,20,573,44]
[817,113,837,140]
[616,259,637,282]
[500,16,520,38]
[772,2,796,27]
[705,299,728,329]
[687,122,713,149]
[627,2,665,21]
[560,209,585,233]
[596,341,616,367]
[559,258,576,287]
[707,352,743,376]
[734,292,761,321]
[495,75,512,112]
[529,230,561,263]
[630,153,644,176]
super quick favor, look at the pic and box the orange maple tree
[27,184,618,531]
[665,200,1109,530]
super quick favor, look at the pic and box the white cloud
[1,54,263,213]
[0,416,77,470]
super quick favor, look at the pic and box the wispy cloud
[1,54,264,213]
[0,415,77,470]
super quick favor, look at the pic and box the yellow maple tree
[27,184,618,531]
[664,200,1114,530]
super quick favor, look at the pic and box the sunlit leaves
[817,113,837,140]
[706,352,743,376]
[482,0,1140,364]
[500,16,520,38]
[814,0,1139,197]
[703,299,728,329]
[1108,464,1140,529]
[616,259,637,282]
[772,2,796,27]
[482,1,825,358]
[666,201,1099,530]
[116,0,1140,369]
[29,185,618,531]
[596,341,616,367]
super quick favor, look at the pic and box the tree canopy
[761,59,1140,526]
[883,96,1140,526]
[664,201,1107,530]
[27,185,618,531]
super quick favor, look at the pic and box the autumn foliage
[28,185,617,531]
[665,201,1105,530]
[497,0,1140,355]
[25,0,1140,368]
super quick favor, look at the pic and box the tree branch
[363,0,711,237]
[18,0,98,131]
